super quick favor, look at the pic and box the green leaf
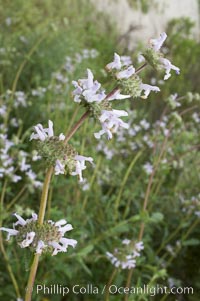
[150,212,164,223]
[140,210,150,223]
[182,239,200,246]
[77,245,94,257]
[77,258,92,276]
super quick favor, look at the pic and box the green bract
[118,75,142,98]
[36,137,77,167]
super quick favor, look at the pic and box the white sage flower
[150,32,167,52]
[159,58,180,80]
[116,66,135,79]
[0,213,77,256]
[140,83,160,99]
[106,239,144,270]
[30,120,65,142]
[94,109,129,140]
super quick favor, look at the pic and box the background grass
[0,1,200,301]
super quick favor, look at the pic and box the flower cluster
[180,194,200,217]
[106,52,160,99]
[0,90,43,190]
[106,239,144,269]
[0,134,42,188]
[29,48,99,101]
[143,32,180,80]
[72,69,130,139]
[0,213,77,256]
[71,33,178,140]
[30,120,93,181]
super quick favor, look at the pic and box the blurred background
[0,0,200,300]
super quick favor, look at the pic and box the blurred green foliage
[0,1,200,301]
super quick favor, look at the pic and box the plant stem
[165,218,200,267]
[0,236,22,298]
[24,167,53,301]
[115,151,142,218]
[139,131,170,240]
[156,215,190,255]
[124,131,170,299]
[159,218,200,301]
[7,185,27,210]
[81,156,102,211]
[4,34,46,128]
[12,34,46,95]
[135,62,148,74]
[105,269,118,301]
[38,167,54,225]
[64,111,90,144]
[24,254,40,301]
[0,180,21,299]
[65,106,80,137]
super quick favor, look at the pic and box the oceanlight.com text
[35,283,194,297]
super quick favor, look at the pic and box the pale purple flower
[25,170,43,188]
[140,119,150,130]
[36,240,46,254]
[94,109,129,140]
[140,83,160,99]
[150,32,167,52]
[54,159,65,175]
[11,175,22,183]
[0,105,7,116]
[10,118,19,127]
[135,241,144,251]
[121,55,132,66]
[20,158,31,172]
[79,178,90,191]
[14,91,27,108]
[0,227,19,240]
[122,239,131,245]
[0,213,37,240]
[47,219,77,256]
[32,151,42,161]
[19,232,35,248]
[106,53,122,70]
[195,211,200,218]
[30,120,65,142]
[30,121,52,141]
[106,53,133,71]
[106,251,137,269]
[0,214,77,256]
[116,66,135,79]
[71,155,94,182]
[79,68,95,89]
[5,17,12,26]
[32,87,46,97]
[13,212,37,227]
[107,89,131,101]
[72,69,106,103]
[159,58,180,80]
[143,162,153,175]
[137,54,145,63]
[106,240,144,269]
[59,133,65,140]
[13,213,27,227]
[192,112,200,123]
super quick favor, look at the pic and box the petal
[36,240,46,254]
[55,219,67,227]
[19,231,35,248]
[48,120,54,137]
[59,133,65,141]
[13,213,26,226]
